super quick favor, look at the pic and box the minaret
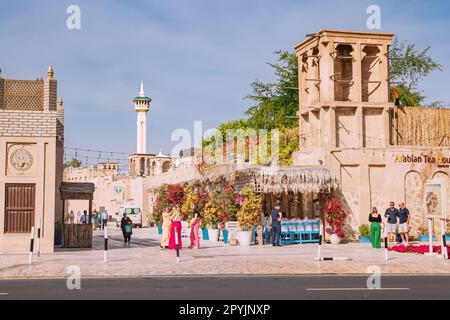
[133,81,152,154]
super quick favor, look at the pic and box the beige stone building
[0,67,64,253]
[292,30,450,232]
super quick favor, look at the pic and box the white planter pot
[208,229,219,242]
[238,231,253,247]
[330,234,342,245]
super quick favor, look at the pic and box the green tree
[245,50,299,129]
[389,38,442,106]
[64,158,82,169]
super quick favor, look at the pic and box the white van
[116,206,142,228]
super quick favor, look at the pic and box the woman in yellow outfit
[160,208,172,250]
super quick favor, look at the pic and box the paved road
[0,276,449,300]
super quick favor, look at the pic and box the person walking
[96,211,102,229]
[270,203,282,247]
[384,202,399,243]
[398,203,410,245]
[189,210,201,249]
[91,210,97,230]
[168,206,183,251]
[369,207,383,249]
[160,208,171,250]
[102,210,109,230]
[121,213,133,245]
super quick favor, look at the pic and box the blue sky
[1,0,449,164]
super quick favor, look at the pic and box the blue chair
[301,221,320,243]
[280,223,289,244]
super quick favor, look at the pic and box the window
[4,184,36,233]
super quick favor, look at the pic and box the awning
[152,165,339,194]
[243,166,339,194]
[60,182,95,200]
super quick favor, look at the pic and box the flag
[393,86,400,107]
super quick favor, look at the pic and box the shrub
[359,224,370,238]
[324,199,349,239]
[417,225,427,236]
[236,184,262,231]
[153,185,171,225]
[203,192,221,228]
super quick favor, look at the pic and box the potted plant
[326,227,345,245]
[181,184,196,222]
[417,225,437,242]
[236,184,262,247]
[359,224,371,243]
[203,192,221,242]
[218,185,239,245]
[445,222,450,242]
[324,199,349,244]
[201,221,209,240]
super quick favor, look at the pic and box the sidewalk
[0,227,448,279]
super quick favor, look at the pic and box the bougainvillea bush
[325,199,349,239]
[153,184,171,225]
[167,184,185,207]
[236,184,263,231]
[216,185,239,227]
[389,244,450,255]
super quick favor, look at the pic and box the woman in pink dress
[189,211,201,249]
[168,206,182,251]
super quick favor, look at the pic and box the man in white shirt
[102,210,109,230]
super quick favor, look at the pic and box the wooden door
[4,184,36,233]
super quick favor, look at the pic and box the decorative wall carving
[6,143,37,176]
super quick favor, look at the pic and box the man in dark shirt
[270,204,282,247]
[384,202,399,242]
[398,203,410,245]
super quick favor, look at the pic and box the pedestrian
[168,205,183,251]
[80,211,89,224]
[91,210,97,230]
[69,210,75,224]
[263,212,270,245]
[384,201,399,243]
[102,210,109,230]
[398,203,410,245]
[160,208,171,250]
[270,203,282,247]
[96,211,102,229]
[76,211,81,224]
[369,207,383,249]
[189,210,201,249]
[121,213,133,245]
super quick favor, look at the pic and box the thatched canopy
[154,165,339,194]
[242,167,339,194]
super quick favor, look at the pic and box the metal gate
[4,184,36,233]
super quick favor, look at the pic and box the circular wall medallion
[10,148,34,172]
